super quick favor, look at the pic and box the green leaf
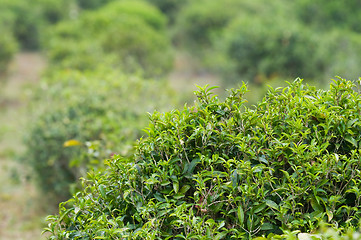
[347,118,358,127]
[173,181,179,193]
[99,184,106,198]
[345,135,357,148]
[154,193,166,202]
[187,158,200,175]
[253,203,267,213]
[231,170,238,188]
[58,208,73,223]
[160,179,171,186]
[326,206,333,221]
[237,205,244,225]
[214,231,228,240]
[265,200,278,210]
[310,197,323,212]
[173,193,185,200]
[178,185,191,195]
[260,222,274,231]
[258,156,268,164]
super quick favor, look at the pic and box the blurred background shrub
[215,16,327,84]
[146,0,188,24]
[74,0,113,10]
[44,0,173,78]
[22,68,179,202]
[174,0,241,56]
[0,28,18,77]
[295,0,361,33]
[173,0,361,86]
[0,0,74,50]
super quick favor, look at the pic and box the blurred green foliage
[0,28,18,77]
[0,0,74,50]
[146,0,188,24]
[45,78,361,238]
[45,0,173,78]
[174,0,241,52]
[23,68,178,202]
[74,0,113,10]
[174,0,361,85]
[217,17,326,84]
[295,0,361,33]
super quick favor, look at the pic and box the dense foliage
[46,78,361,239]
[23,68,177,202]
[45,0,173,78]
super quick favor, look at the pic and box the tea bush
[174,0,241,53]
[217,16,327,84]
[295,0,361,33]
[0,28,18,76]
[322,30,361,81]
[0,0,73,50]
[45,0,173,78]
[147,0,188,24]
[45,78,361,239]
[23,68,177,202]
[75,0,113,10]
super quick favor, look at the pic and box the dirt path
[0,52,47,240]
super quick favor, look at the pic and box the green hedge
[45,0,173,78]
[23,68,178,202]
[45,78,361,239]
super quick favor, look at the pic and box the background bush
[0,28,18,77]
[45,78,361,239]
[174,0,361,86]
[74,0,113,10]
[0,0,74,50]
[294,0,361,33]
[215,16,327,84]
[146,0,188,24]
[45,0,173,78]
[23,68,178,202]
[174,0,241,54]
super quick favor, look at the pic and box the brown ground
[0,52,48,240]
